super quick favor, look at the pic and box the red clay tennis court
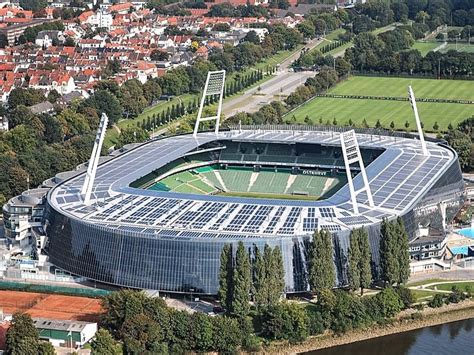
[0,290,103,322]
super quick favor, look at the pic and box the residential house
[35,30,65,48]
[29,101,55,115]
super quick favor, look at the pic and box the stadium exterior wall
[45,150,464,295]
[44,132,465,295]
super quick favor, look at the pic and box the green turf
[330,76,474,100]
[411,41,441,56]
[439,43,474,53]
[188,179,216,193]
[174,184,202,194]
[289,76,474,131]
[407,278,448,287]
[427,282,474,292]
[217,191,321,201]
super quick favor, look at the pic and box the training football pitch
[288,76,474,131]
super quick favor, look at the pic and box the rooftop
[47,127,460,239]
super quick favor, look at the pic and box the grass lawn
[288,76,474,131]
[407,278,448,287]
[411,41,441,56]
[330,76,474,100]
[439,42,474,53]
[217,191,321,201]
[427,282,474,292]
[411,289,443,302]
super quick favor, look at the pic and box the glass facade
[45,205,311,294]
[45,152,465,295]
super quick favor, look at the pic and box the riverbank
[264,299,474,354]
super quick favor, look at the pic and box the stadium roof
[48,127,457,239]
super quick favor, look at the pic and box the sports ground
[289,76,474,131]
[0,291,103,321]
[149,165,346,200]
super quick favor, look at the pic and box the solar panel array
[49,128,456,239]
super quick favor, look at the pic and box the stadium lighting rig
[408,85,428,156]
[81,113,108,205]
[340,130,374,214]
[193,70,226,137]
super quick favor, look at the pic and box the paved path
[409,279,474,294]
[222,37,325,117]
[409,269,474,284]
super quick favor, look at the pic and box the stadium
[44,123,465,294]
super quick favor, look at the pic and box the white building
[0,116,8,131]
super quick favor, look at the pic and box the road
[222,37,324,118]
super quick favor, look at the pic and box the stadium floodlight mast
[340,130,374,214]
[81,113,108,205]
[408,86,428,156]
[193,70,226,137]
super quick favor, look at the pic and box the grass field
[411,41,441,56]
[427,282,474,292]
[218,191,320,200]
[439,42,474,53]
[288,76,474,131]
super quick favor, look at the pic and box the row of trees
[296,8,348,39]
[345,29,474,77]
[227,64,349,127]
[353,0,473,33]
[306,218,410,296]
[218,242,285,317]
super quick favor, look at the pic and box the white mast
[408,86,428,156]
[81,113,108,205]
[340,130,374,214]
[193,70,226,137]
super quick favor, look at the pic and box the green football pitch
[288,76,474,131]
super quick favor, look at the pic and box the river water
[308,318,474,355]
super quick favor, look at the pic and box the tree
[308,229,335,293]
[120,313,165,354]
[20,0,47,11]
[252,245,266,308]
[395,218,410,285]
[253,244,285,309]
[232,241,252,317]
[259,302,308,343]
[37,341,55,355]
[373,287,403,318]
[445,129,471,170]
[6,313,39,355]
[91,328,121,355]
[218,244,233,312]
[64,36,75,47]
[211,316,242,353]
[379,218,409,286]
[348,229,361,293]
[379,219,398,286]
[348,228,372,295]
[150,49,170,61]
[82,90,123,126]
[8,88,45,109]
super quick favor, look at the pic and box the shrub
[305,305,325,335]
[395,286,415,309]
[448,286,466,304]
[259,302,309,343]
[373,288,403,318]
[428,294,445,308]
